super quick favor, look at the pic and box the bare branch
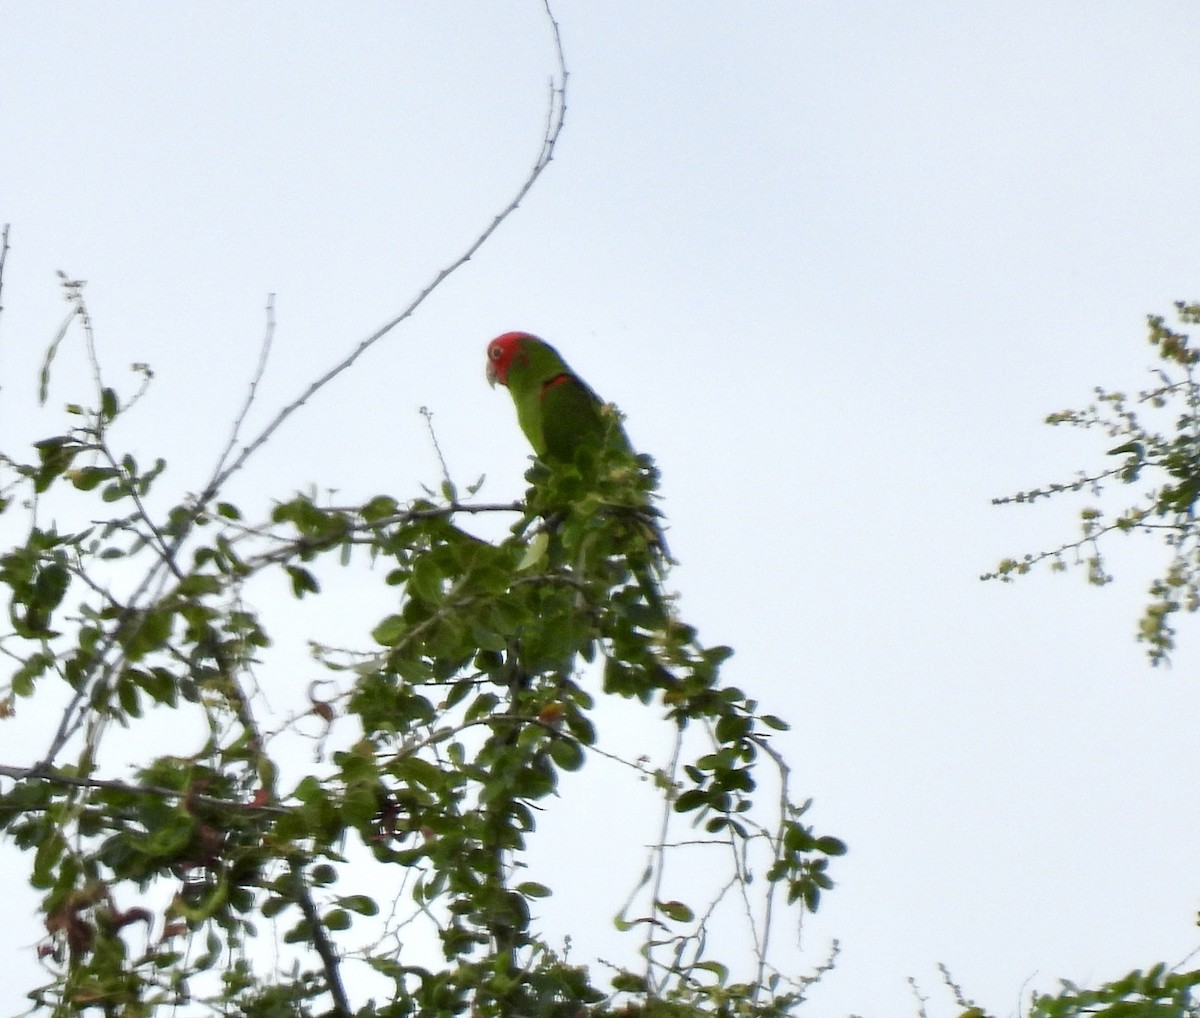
[199,2,569,504]
[0,222,10,340]
[288,859,353,1018]
[645,727,683,991]
[420,406,453,492]
[753,734,793,994]
[37,4,569,770]
[212,292,277,482]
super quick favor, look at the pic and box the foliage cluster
[985,301,1200,664]
[978,300,1200,1015]
[0,287,843,1017]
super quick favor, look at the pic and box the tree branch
[36,3,569,770]
[288,858,353,1018]
[199,0,569,503]
[211,293,277,483]
[0,222,10,338]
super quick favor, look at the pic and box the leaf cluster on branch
[0,7,847,1013]
[0,283,842,1017]
[984,300,1200,664]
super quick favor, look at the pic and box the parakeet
[487,330,672,613]
[485,332,627,464]
[487,328,669,546]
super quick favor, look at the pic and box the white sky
[3,4,1200,1016]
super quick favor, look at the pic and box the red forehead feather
[487,331,539,384]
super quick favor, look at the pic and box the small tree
[0,14,842,1014]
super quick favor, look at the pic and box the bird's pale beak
[485,362,498,387]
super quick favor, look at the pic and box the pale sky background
[3,4,1200,1016]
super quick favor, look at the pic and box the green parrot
[486,331,670,571]
[485,331,626,463]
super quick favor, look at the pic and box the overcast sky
[3,4,1200,1016]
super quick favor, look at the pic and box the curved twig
[200,1,568,503]
[37,2,569,770]
[211,293,277,483]
[0,223,10,337]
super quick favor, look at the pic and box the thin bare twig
[646,727,683,991]
[0,222,10,339]
[199,1,568,504]
[38,2,569,771]
[212,293,277,482]
[420,406,453,491]
[54,272,105,404]
[752,734,792,995]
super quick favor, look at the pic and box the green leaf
[142,818,194,858]
[784,823,816,853]
[610,971,648,993]
[657,899,693,923]
[324,908,351,931]
[122,608,173,661]
[286,565,319,598]
[117,672,142,716]
[517,532,549,571]
[177,574,221,597]
[10,652,54,697]
[140,667,179,706]
[100,387,119,421]
[34,437,80,492]
[344,782,378,829]
[410,556,444,603]
[335,894,379,916]
[674,789,708,814]
[362,495,398,522]
[693,960,729,984]
[548,737,585,771]
[372,614,405,645]
[70,465,117,491]
[261,895,290,919]
[38,310,74,405]
[310,863,337,885]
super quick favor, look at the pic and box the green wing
[498,335,670,592]
[504,339,567,457]
[504,338,626,463]
[539,373,611,463]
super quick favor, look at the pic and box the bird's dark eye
[489,346,502,360]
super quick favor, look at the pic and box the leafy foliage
[1024,964,1200,1018]
[0,286,842,1017]
[980,301,1200,1015]
[944,963,1200,1018]
[984,300,1200,664]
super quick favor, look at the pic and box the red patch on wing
[541,372,572,396]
